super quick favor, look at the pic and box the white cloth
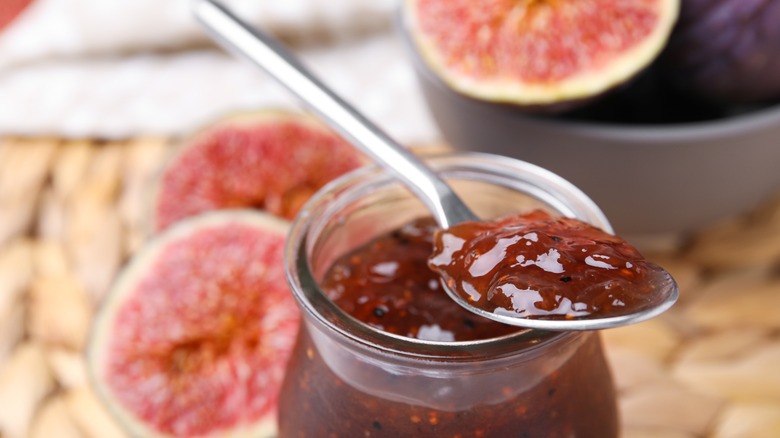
[0,0,439,143]
[0,0,398,68]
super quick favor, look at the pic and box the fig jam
[321,217,518,342]
[278,215,619,437]
[429,209,673,320]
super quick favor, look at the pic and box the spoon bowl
[441,269,679,331]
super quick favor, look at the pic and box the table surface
[1,136,779,438]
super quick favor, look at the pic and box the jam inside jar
[281,153,619,437]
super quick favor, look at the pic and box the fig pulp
[663,0,780,103]
[0,0,33,32]
[88,210,298,437]
[153,110,366,231]
[403,0,680,110]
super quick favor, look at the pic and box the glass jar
[280,152,619,437]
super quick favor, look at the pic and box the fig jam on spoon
[194,0,678,331]
[429,210,677,330]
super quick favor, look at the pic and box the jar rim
[284,151,612,359]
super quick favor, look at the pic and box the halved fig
[88,210,298,437]
[403,0,680,109]
[153,110,366,231]
[0,0,33,32]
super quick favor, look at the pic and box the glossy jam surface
[429,209,672,320]
[320,217,519,342]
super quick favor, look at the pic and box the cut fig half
[88,210,298,437]
[153,109,367,231]
[403,0,680,109]
[0,0,33,32]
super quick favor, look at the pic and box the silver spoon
[193,0,678,331]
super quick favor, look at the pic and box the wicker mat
[1,137,779,438]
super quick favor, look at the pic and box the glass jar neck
[285,152,612,361]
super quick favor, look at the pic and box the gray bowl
[401,31,780,240]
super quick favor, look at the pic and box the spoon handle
[193,0,476,228]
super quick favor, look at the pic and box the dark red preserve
[429,209,672,320]
[321,217,518,341]
[278,215,619,437]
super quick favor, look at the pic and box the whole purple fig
[663,0,780,103]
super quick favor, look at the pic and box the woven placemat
[1,137,779,438]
